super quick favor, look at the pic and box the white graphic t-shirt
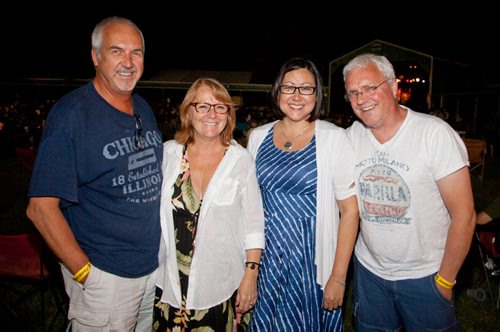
[346,107,469,280]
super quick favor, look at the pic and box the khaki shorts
[61,264,157,331]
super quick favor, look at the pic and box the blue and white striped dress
[249,127,342,331]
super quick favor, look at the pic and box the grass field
[0,152,499,331]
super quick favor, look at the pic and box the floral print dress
[153,145,251,332]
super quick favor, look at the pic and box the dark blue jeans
[353,257,459,332]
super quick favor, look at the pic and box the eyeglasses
[344,80,388,102]
[133,114,145,151]
[190,102,229,114]
[279,85,316,95]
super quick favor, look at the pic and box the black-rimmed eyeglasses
[133,114,145,151]
[344,80,388,102]
[190,102,229,114]
[279,85,316,95]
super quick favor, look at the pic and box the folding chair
[474,228,500,309]
[463,138,487,183]
[0,232,68,331]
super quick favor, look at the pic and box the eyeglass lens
[191,103,229,114]
[279,85,316,95]
[344,80,387,101]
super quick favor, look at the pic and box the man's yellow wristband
[73,262,91,283]
[434,273,456,289]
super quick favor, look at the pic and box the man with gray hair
[343,53,475,331]
[26,16,163,331]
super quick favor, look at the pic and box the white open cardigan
[247,119,356,288]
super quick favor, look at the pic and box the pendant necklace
[280,120,310,150]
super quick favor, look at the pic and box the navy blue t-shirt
[28,82,163,278]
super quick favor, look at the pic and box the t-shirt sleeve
[28,105,78,204]
[428,122,469,181]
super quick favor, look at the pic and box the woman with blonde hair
[153,78,265,331]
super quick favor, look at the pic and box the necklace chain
[279,120,310,150]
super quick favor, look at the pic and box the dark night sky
[1,6,497,84]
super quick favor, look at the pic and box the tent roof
[329,39,434,78]
[327,39,484,113]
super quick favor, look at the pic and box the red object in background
[478,231,500,259]
[0,233,49,279]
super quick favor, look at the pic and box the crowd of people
[0,98,53,162]
[0,15,493,331]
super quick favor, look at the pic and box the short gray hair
[343,53,396,83]
[91,16,145,56]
